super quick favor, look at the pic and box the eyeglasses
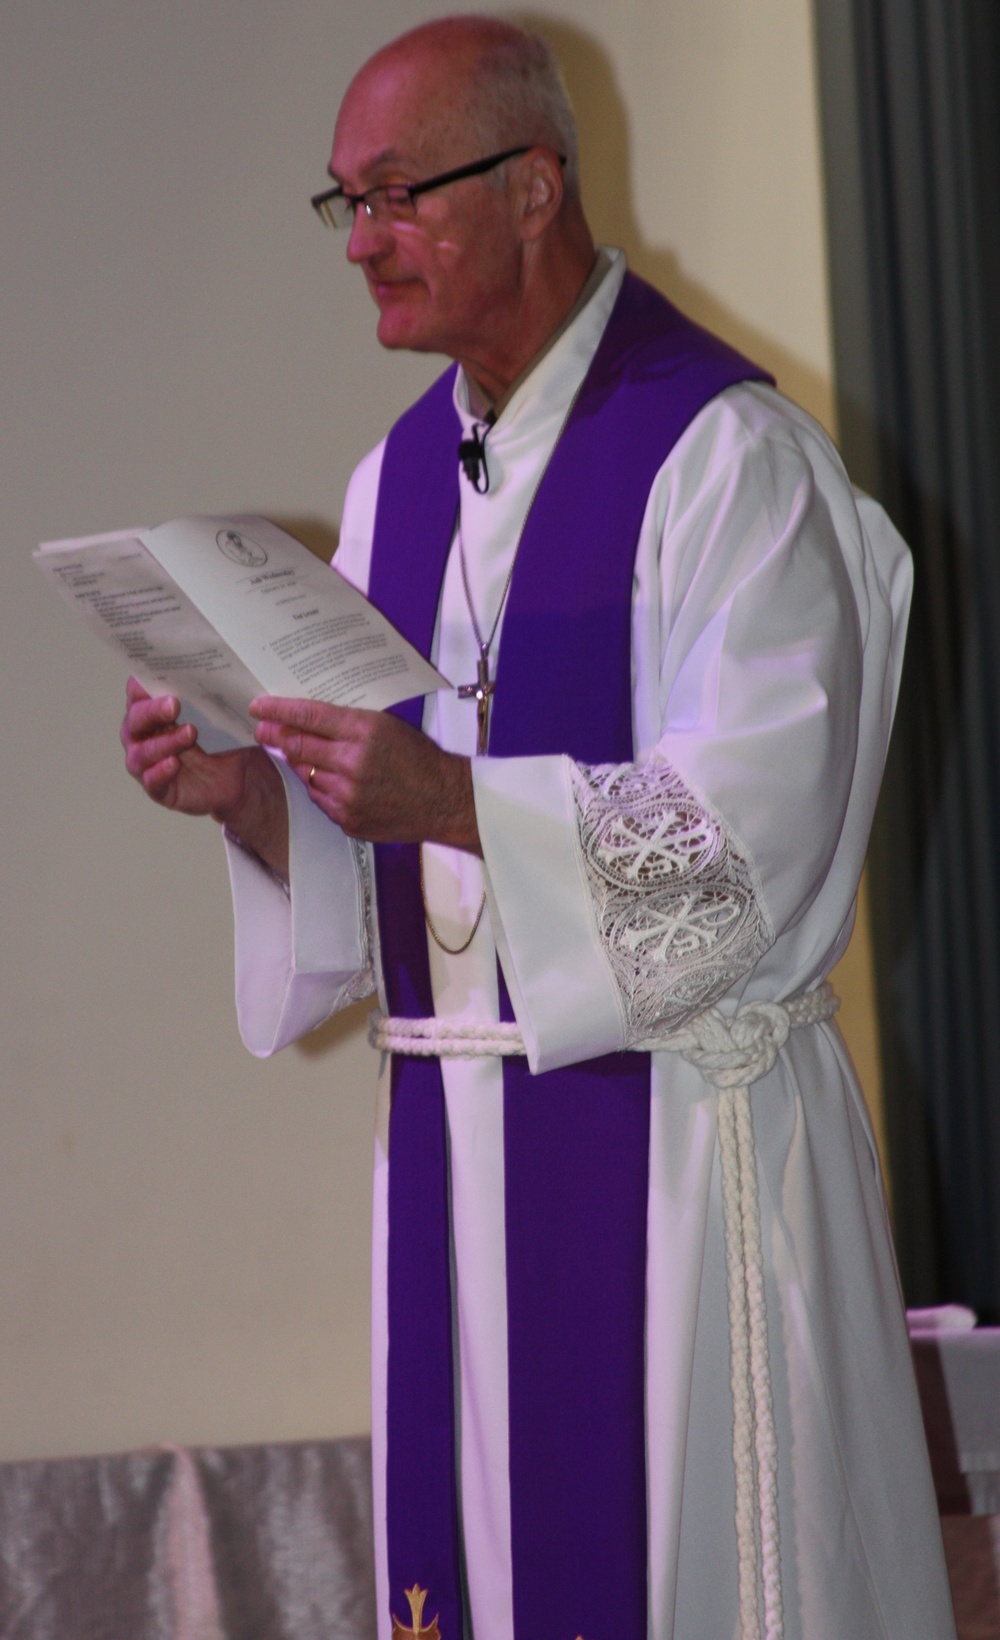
[311,146,565,229]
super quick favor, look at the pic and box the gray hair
[462,24,580,198]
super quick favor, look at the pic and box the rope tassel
[369,981,839,1640]
[663,985,838,1640]
[718,1082,780,1640]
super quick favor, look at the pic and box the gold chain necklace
[420,844,488,955]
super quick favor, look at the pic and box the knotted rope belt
[370,981,839,1640]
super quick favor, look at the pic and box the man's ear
[517,148,565,241]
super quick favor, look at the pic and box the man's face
[329,45,523,364]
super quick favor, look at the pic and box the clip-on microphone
[458,420,491,493]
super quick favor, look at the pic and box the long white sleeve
[225,754,374,1056]
[472,386,906,1071]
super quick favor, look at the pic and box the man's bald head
[329,16,594,398]
[346,16,580,197]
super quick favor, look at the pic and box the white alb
[224,249,958,1640]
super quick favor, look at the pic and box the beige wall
[1,0,869,1464]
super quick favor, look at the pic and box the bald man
[122,18,956,1640]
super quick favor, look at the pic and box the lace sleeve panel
[569,759,775,1043]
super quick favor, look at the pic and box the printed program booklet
[35,514,448,747]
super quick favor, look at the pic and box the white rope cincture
[368,1013,526,1057]
[368,981,839,1640]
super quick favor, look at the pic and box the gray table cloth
[1,1329,998,1638]
[0,1437,376,1639]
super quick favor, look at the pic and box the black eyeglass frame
[311,145,566,227]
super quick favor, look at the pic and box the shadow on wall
[296,998,373,1059]
[271,515,341,565]
[522,15,891,1169]
[520,15,835,434]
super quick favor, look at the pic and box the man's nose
[345,206,394,263]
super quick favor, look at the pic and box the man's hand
[121,677,289,877]
[251,696,482,855]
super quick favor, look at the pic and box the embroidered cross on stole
[391,1586,441,1639]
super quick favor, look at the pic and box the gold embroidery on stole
[391,1584,442,1638]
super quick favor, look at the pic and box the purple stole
[368,273,771,1640]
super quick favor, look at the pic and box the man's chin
[375,311,438,354]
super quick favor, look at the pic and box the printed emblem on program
[216,528,267,568]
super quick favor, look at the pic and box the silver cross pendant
[457,644,495,755]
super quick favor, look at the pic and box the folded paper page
[35,515,449,743]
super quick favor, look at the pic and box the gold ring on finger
[308,765,318,787]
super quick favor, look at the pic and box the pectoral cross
[457,642,495,755]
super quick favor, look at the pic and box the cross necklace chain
[421,510,515,957]
[455,378,584,753]
[422,385,586,957]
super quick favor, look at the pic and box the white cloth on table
[224,249,956,1640]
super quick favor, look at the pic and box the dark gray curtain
[814,0,1000,1310]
